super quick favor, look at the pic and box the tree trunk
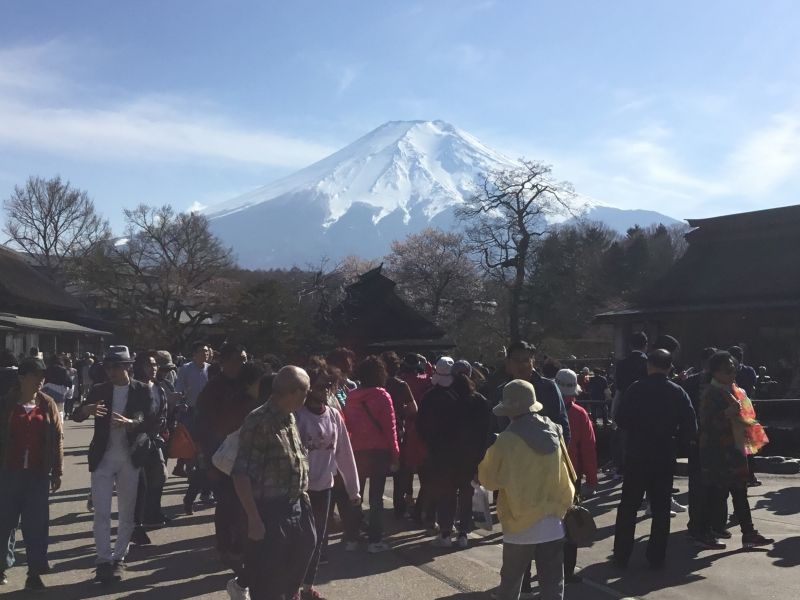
[508,283,521,342]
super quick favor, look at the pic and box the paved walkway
[3,420,799,599]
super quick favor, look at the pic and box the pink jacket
[343,387,400,460]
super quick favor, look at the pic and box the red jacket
[565,398,598,486]
[398,371,432,468]
[343,387,400,460]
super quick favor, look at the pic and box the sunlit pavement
[3,419,798,600]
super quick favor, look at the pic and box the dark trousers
[612,429,627,473]
[215,474,247,558]
[345,475,387,543]
[184,465,208,504]
[393,467,413,516]
[613,466,673,566]
[304,489,332,586]
[412,464,436,527]
[134,451,167,525]
[686,444,704,535]
[704,484,754,535]
[0,470,50,575]
[436,478,474,536]
[245,496,316,600]
[564,542,577,577]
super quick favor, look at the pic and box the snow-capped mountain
[205,120,679,268]
[205,120,518,268]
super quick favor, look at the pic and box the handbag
[560,436,597,548]
[212,429,240,476]
[167,422,197,459]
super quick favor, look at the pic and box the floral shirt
[232,401,308,501]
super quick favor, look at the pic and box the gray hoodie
[505,412,562,455]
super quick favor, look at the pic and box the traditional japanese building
[0,246,111,357]
[596,204,800,396]
[330,265,454,354]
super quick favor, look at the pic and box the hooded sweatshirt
[478,412,574,535]
[343,387,400,461]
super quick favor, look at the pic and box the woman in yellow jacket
[478,379,574,600]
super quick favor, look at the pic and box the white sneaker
[431,535,453,548]
[226,577,250,600]
[456,534,469,549]
[671,497,687,513]
[344,541,359,552]
[367,541,390,553]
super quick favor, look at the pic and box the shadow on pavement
[4,534,228,600]
[754,486,800,516]
[768,536,800,567]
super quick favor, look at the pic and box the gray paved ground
[2,420,799,599]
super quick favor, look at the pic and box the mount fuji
[204,120,680,268]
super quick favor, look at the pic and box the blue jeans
[0,470,51,575]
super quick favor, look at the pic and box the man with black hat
[73,348,156,584]
[612,349,697,569]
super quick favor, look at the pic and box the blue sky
[1,0,799,230]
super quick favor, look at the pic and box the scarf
[711,379,769,456]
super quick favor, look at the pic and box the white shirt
[503,515,565,545]
[106,384,130,458]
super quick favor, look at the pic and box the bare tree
[80,205,233,349]
[456,160,579,341]
[385,227,480,318]
[3,175,110,277]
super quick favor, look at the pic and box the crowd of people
[0,332,777,599]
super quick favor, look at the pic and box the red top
[8,403,47,470]
[565,398,598,486]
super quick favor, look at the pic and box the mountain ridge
[204,120,680,268]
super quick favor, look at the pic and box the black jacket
[74,379,157,471]
[614,350,648,395]
[417,385,492,477]
[616,373,697,472]
[487,371,571,443]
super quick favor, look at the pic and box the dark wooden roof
[0,246,85,317]
[686,204,800,239]
[597,204,800,319]
[331,265,450,350]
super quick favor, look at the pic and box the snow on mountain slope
[207,120,518,228]
[204,120,679,268]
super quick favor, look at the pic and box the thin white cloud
[607,129,727,196]
[337,65,359,94]
[0,42,336,169]
[728,112,800,195]
[0,98,336,168]
[0,40,72,93]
